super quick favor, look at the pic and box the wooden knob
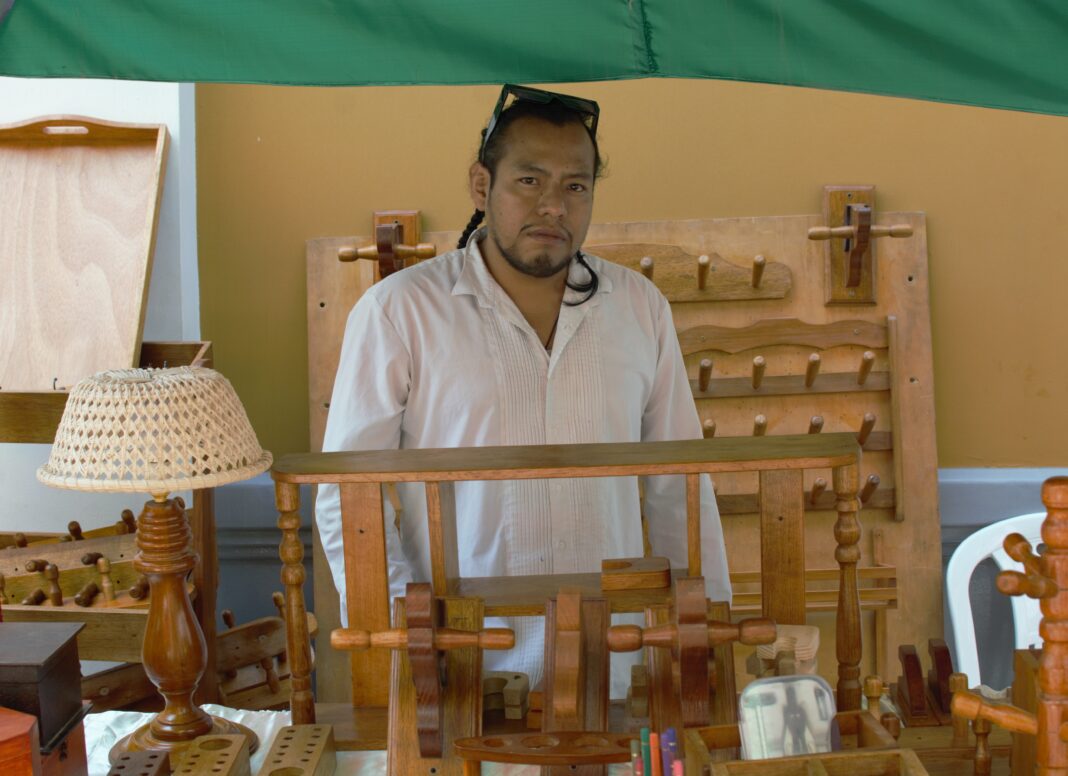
[702,419,716,439]
[605,625,643,652]
[808,416,824,435]
[120,509,138,533]
[735,618,776,646]
[1002,533,1040,567]
[74,582,99,607]
[751,356,766,390]
[25,559,48,573]
[222,610,237,629]
[860,474,880,504]
[751,255,766,288]
[44,564,62,606]
[753,414,767,436]
[13,533,27,548]
[67,521,83,540]
[809,478,827,505]
[996,569,1058,599]
[81,551,104,566]
[21,589,45,606]
[858,413,876,446]
[697,254,710,290]
[858,351,875,386]
[698,359,712,393]
[639,256,654,280]
[128,575,149,600]
[804,353,821,388]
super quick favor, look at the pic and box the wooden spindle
[810,478,827,506]
[805,353,821,388]
[860,474,880,504]
[698,358,712,393]
[858,351,875,385]
[702,419,716,438]
[751,255,766,288]
[863,676,885,719]
[858,412,876,446]
[21,589,45,606]
[97,558,115,603]
[74,581,99,607]
[25,559,48,573]
[44,563,62,606]
[697,254,710,290]
[639,256,654,280]
[833,463,862,710]
[67,521,83,540]
[751,356,766,390]
[81,551,104,566]
[753,414,767,436]
[277,481,314,724]
[808,415,824,435]
[949,672,970,746]
[973,716,992,776]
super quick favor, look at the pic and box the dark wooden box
[0,623,83,747]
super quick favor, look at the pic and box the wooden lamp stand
[111,495,257,762]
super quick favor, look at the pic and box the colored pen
[650,731,662,776]
[661,727,675,773]
[640,727,652,775]
[672,760,683,776]
[631,738,643,775]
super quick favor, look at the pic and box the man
[316,84,730,691]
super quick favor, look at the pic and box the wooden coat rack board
[305,188,938,704]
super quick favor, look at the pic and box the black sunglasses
[479,84,600,163]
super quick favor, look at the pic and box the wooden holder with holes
[257,725,336,776]
[170,734,250,776]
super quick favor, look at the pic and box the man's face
[470,116,596,278]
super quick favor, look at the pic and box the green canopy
[2,1,1067,116]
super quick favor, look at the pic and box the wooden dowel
[808,416,824,435]
[74,581,99,607]
[697,254,710,290]
[949,673,970,746]
[860,474,880,504]
[751,255,766,288]
[67,521,83,540]
[751,356,766,390]
[81,551,104,566]
[808,225,855,240]
[21,589,45,606]
[330,627,514,652]
[698,358,712,393]
[606,618,775,652]
[639,256,654,280]
[44,563,62,606]
[858,413,876,445]
[996,569,1058,599]
[809,478,827,505]
[25,559,48,573]
[1003,533,1043,573]
[858,351,875,385]
[872,224,913,238]
[753,414,767,436]
[702,419,716,439]
[805,353,821,388]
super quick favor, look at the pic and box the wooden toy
[0,706,41,776]
[255,725,335,776]
[172,735,250,776]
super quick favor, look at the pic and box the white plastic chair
[946,512,1046,687]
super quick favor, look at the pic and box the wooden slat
[693,370,890,399]
[273,434,861,483]
[717,487,895,515]
[686,474,701,576]
[2,605,146,662]
[425,481,459,597]
[760,469,806,625]
[677,318,888,357]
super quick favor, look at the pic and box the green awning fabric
[2,1,1067,117]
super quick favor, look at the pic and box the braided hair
[458,99,606,305]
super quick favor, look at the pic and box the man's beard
[492,230,573,279]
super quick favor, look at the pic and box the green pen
[640,727,652,774]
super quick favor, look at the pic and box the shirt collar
[452,227,613,307]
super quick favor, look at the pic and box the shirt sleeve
[640,293,732,604]
[315,291,413,622]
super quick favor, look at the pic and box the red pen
[631,738,644,775]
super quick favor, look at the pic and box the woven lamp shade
[38,366,272,493]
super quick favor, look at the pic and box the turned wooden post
[276,482,315,724]
[1036,478,1068,775]
[833,462,862,710]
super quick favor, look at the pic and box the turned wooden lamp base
[106,495,261,764]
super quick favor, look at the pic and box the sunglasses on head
[479,83,600,163]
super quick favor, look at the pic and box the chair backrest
[945,512,1046,687]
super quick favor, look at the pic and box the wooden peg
[751,254,766,288]
[751,356,766,390]
[81,551,104,566]
[809,478,827,505]
[697,254,710,290]
[44,563,62,606]
[128,575,149,600]
[24,559,48,573]
[97,557,115,603]
[863,676,886,719]
[860,474,880,504]
[949,673,970,746]
[880,713,901,740]
[702,419,716,439]
[951,689,1037,735]
[808,415,824,435]
[808,224,913,240]
[639,256,654,280]
[858,412,876,445]
[698,358,712,393]
[21,589,45,606]
[75,581,99,607]
[120,509,138,533]
[67,521,83,540]
[13,533,27,548]
[607,617,775,653]
[858,351,875,385]
[753,414,767,436]
[805,353,821,388]
[997,569,1058,599]
[974,716,992,776]
[222,609,236,629]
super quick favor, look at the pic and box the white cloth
[316,232,731,692]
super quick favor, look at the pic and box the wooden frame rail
[271,433,863,730]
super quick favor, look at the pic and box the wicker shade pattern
[38,366,272,493]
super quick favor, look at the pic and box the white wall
[0,78,198,532]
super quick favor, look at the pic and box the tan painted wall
[196,79,1068,465]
